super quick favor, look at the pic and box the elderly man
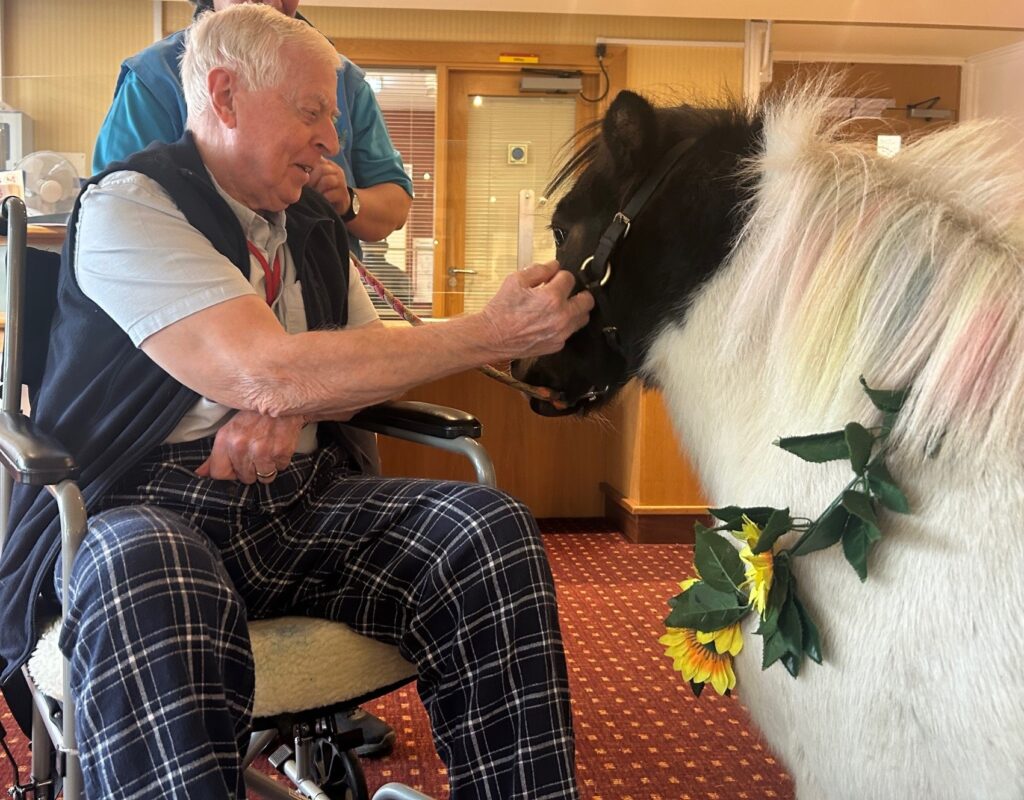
[93,0,412,252]
[0,6,589,799]
[93,0,414,752]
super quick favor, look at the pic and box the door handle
[447,267,478,275]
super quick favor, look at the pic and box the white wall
[962,41,1024,127]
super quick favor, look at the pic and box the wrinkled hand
[196,410,306,484]
[479,260,593,360]
[308,157,351,216]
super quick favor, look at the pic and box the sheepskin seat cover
[29,616,416,717]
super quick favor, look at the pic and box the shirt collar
[206,170,288,252]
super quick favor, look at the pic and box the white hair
[181,3,340,124]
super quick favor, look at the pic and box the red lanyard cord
[246,241,282,305]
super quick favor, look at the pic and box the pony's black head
[512,90,762,416]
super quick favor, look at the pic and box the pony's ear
[602,90,658,177]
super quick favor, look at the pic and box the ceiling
[304,0,1024,30]
[171,1,1024,62]
[771,23,1024,62]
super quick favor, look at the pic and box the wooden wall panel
[770,61,962,137]
[3,0,153,164]
[376,370,618,518]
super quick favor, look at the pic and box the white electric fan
[16,150,80,222]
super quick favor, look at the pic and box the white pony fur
[644,85,1024,799]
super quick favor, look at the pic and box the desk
[0,224,66,334]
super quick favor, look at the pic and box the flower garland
[660,378,910,696]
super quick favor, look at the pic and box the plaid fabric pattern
[60,439,577,800]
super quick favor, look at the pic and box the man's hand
[478,260,594,360]
[196,410,307,484]
[308,158,351,216]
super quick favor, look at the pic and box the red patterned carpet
[0,520,794,799]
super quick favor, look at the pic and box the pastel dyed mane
[726,88,1024,466]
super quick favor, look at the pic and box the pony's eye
[552,227,568,247]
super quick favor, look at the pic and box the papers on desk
[0,170,26,203]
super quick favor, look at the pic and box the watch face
[350,188,360,216]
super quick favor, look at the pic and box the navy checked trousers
[58,440,577,799]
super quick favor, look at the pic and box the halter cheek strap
[576,136,699,357]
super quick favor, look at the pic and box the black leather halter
[530,135,701,417]
[576,136,698,358]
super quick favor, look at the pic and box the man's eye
[552,227,567,247]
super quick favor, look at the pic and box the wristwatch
[341,187,360,222]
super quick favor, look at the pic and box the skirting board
[601,483,710,545]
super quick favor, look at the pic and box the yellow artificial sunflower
[659,623,742,695]
[738,516,774,617]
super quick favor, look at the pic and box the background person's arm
[308,160,412,242]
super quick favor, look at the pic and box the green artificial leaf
[793,594,823,664]
[780,650,802,678]
[764,554,792,615]
[752,508,793,554]
[840,515,872,581]
[689,679,704,698]
[761,628,789,670]
[762,596,803,675]
[790,505,851,557]
[880,410,898,438]
[844,422,874,474]
[708,505,779,531]
[867,462,910,514]
[860,376,909,414]
[755,556,790,634]
[841,490,881,536]
[664,582,749,632]
[777,595,804,654]
[694,528,747,596]
[776,430,849,463]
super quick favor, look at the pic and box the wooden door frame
[331,39,627,316]
[443,69,601,316]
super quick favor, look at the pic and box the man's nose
[316,115,340,157]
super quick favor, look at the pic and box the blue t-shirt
[92,29,413,205]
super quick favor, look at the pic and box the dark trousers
[59,440,578,799]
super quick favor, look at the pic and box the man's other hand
[196,410,306,484]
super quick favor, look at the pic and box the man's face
[212,0,301,17]
[229,48,339,212]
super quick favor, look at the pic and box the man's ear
[207,67,238,128]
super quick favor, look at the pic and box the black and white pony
[514,86,1024,798]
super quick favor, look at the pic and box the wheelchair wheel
[311,737,369,800]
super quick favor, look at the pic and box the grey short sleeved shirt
[75,170,378,450]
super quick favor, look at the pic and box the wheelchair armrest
[0,411,79,485]
[349,400,482,441]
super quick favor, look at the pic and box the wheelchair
[0,195,494,800]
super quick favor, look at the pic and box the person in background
[92,0,413,755]
[92,0,412,257]
[1,7,590,797]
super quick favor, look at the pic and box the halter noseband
[576,136,699,360]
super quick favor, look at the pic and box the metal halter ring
[578,256,612,288]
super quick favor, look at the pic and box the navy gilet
[0,133,350,681]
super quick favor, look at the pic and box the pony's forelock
[723,82,1024,463]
